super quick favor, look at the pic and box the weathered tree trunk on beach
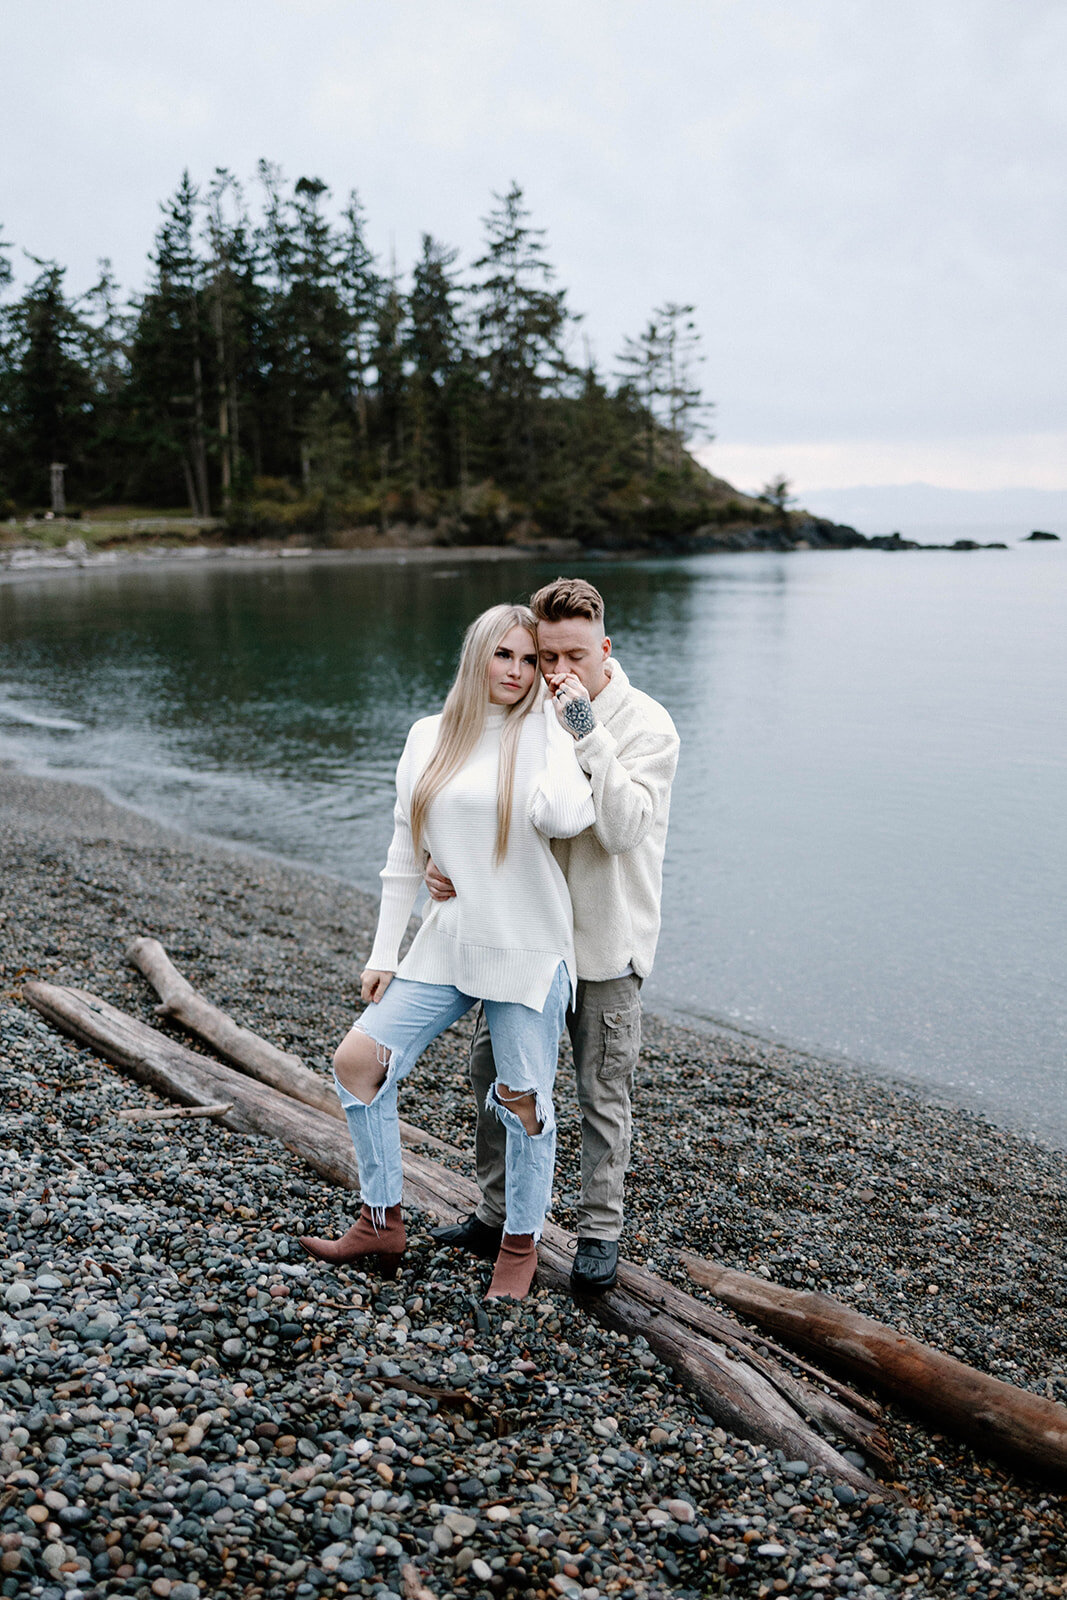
[22,977,886,1495]
[398,1145,894,1478]
[143,943,897,1462]
[23,981,362,1178]
[680,1253,1067,1478]
[127,936,335,1110]
[125,936,455,1156]
[120,942,891,1464]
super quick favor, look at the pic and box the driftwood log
[125,936,455,1156]
[24,977,887,1495]
[128,946,892,1462]
[681,1254,1067,1478]
[123,948,895,1461]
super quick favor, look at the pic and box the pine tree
[126,172,213,514]
[657,301,712,463]
[406,234,470,490]
[80,258,134,501]
[472,182,576,491]
[617,301,713,471]
[0,227,16,507]
[0,171,722,543]
[255,167,351,481]
[2,257,94,504]
[336,191,382,463]
[204,169,261,503]
[617,314,664,475]
[371,263,405,488]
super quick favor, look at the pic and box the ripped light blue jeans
[336,962,569,1241]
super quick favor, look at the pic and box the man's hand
[425,857,456,901]
[547,672,596,740]
[360,969,394,1005]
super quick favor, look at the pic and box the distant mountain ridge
[799,482,1067,535]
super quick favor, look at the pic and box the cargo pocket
[598,1003,641,1083]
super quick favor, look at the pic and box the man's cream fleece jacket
[551,656,679,982]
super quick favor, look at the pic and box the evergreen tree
[126,172,213,513]
[1,257,94,504]
[289,176,349,411]
[0,228,16,506]
[255,166,351,480]
[371,263,406,486]
[336,191,382,460]
[617,314,664,474]
[657,301,712,462]
[0,169,721,543]
[204,169,261,503]
[472,182,576,490]
[760,474,796,525]
[406,234,470,489]
[617,301,712,470]
[80,258,134,501]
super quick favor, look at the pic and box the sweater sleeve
[573,715,680,856]
[365,729,428,972]
[528,701,597,839]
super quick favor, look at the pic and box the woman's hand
[360,969,394,1005]
[424,856,456,901]
[547,672,596,740]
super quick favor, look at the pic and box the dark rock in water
[689,516,874,554]
[1025,529,1060,540]
[867,531,920,551]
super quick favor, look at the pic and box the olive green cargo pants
[468,973,642,1241]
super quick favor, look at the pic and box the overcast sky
[3,0,1064,496]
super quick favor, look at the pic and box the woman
[301,604,594,1299]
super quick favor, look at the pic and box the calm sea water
[2,542,1064,1145]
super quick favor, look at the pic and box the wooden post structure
[50,462,66,515]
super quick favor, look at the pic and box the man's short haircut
[530,576,605,627]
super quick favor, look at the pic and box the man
[429,577,680,1290]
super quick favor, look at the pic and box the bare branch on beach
[116,1100,233,1122]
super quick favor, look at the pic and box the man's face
[537,616,612,697]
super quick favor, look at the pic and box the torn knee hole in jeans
[487,1082,552,1137]
[335,1029,395,1107]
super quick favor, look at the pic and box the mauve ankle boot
[485,1232,538,1300]
[300,1203,405,1277]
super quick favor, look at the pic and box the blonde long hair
[410,604,541,864]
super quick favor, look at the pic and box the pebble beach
[1,765,1065,1600]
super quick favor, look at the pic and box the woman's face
[487,625,538,706]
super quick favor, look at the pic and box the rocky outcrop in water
[686,518,1009,555]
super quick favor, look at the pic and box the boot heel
[377,1251,404,1279]
[299,1204,406,1272]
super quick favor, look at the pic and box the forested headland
[1,167,850,552]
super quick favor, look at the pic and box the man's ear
[602,635,612,659]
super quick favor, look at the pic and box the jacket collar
[593,655,630,718]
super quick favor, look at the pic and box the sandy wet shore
[1,766,1065,1598]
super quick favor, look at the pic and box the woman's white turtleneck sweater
[365,698,595,1009]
